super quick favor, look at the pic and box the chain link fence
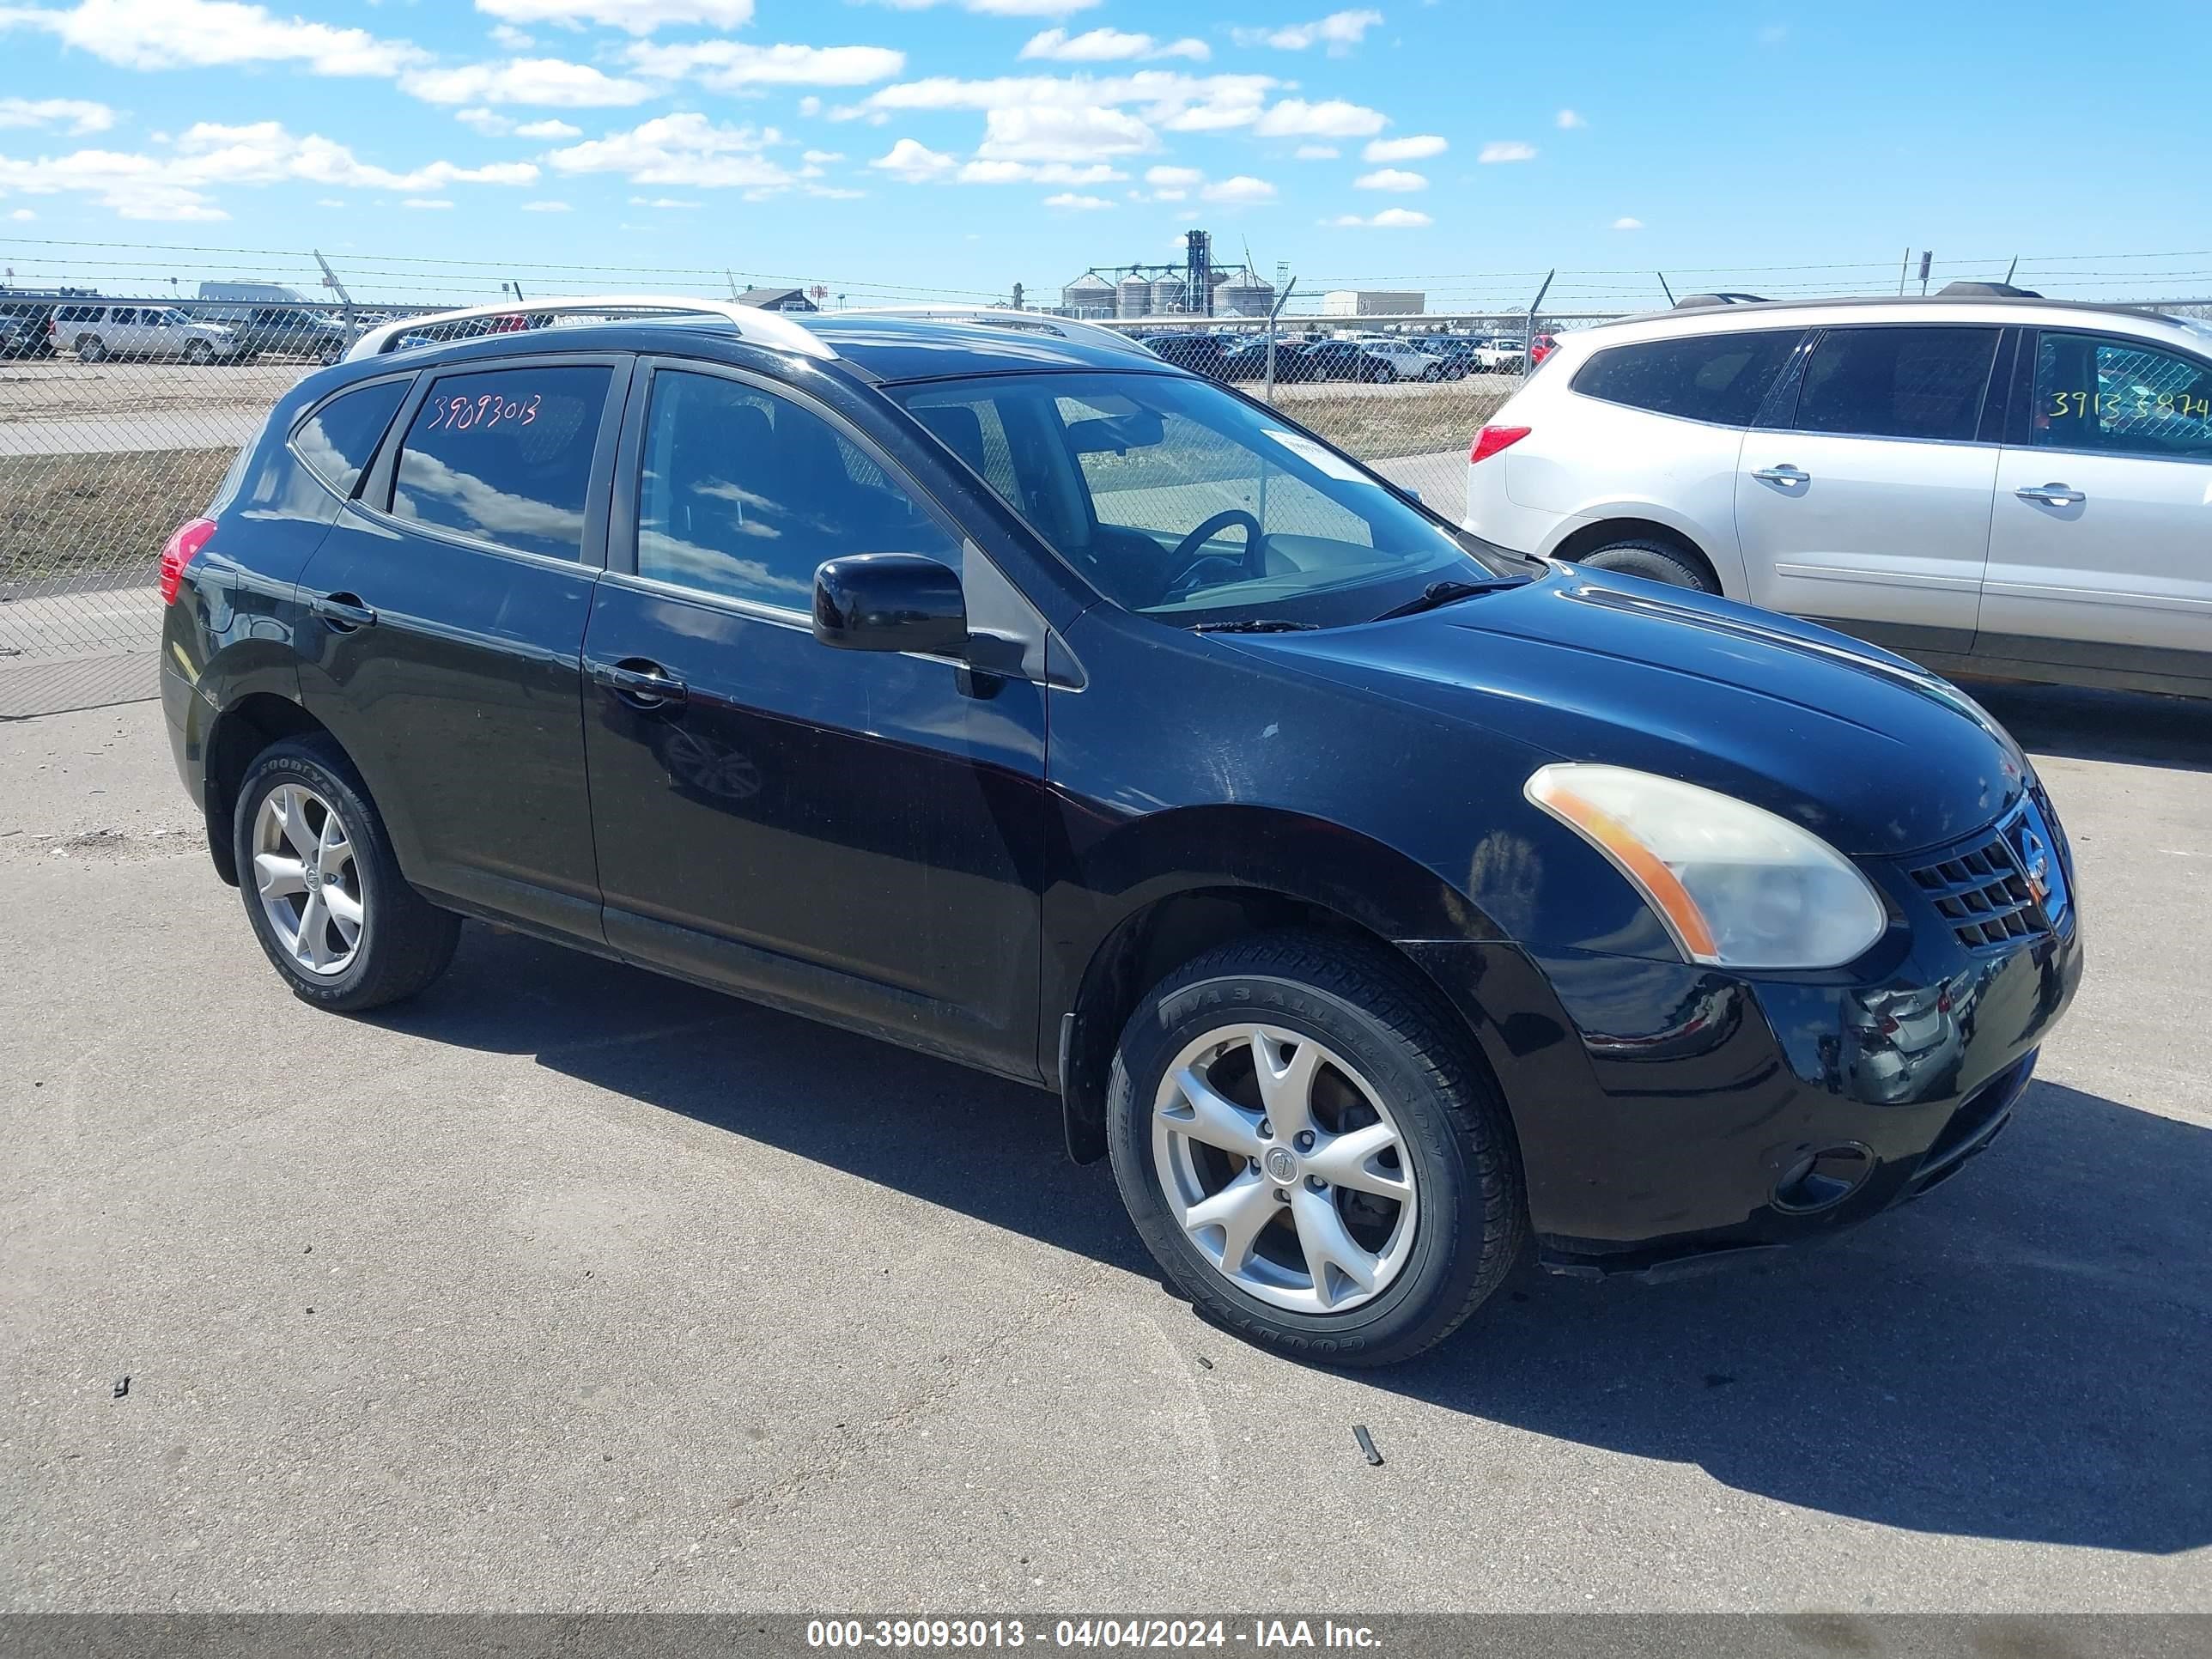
[4,289,2207,718]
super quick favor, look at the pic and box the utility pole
[1262,276,1299,402]
[1898,246,1911,295]
[1656,271,1675,307]
[2003,255,2021,287]
[1522,270,1554,377]
[1012,281,1024,311]
[313,248,356,336]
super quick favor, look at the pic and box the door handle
[586,657,688,708]
[2014,483,2086,507]
[1753,464,1810,486]
[307,591,377,629]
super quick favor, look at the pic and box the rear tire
[1107,932,1525,1366]
[1572,536,1721,594]
[76,335,106,362]
[232,737,460,1013]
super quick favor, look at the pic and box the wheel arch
[1547,514,1725,592]
[1048,806,1516,1165]
[201,693,338,884]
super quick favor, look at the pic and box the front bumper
[1402,824,2084,1278]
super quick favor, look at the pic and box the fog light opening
[1773,1143,1873,1214]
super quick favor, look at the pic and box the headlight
[1526,763,1887,969]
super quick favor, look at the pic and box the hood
[1245,569,2029,858]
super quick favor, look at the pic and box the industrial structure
[1060,229,1278,321]
[1322,289,1425,317]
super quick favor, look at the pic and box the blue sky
[1,0,2207,310]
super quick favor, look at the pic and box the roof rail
[343,295,838,364]
[838,304,1159,358]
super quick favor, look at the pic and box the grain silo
[1060,271,1113,317]
[1115,273,1153,320]
[1220,269,1276,318]
[1149,274,1186,315]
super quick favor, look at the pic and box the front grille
[1908,829,2048,952]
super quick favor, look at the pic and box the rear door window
[2029,331,2212,462]
[292,379,410,499]
[388,364,611,561]
[1571,330,1799,425]
[1792,325,1999,442]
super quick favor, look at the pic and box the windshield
[889,370,1524,626]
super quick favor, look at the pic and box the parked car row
[0,289,382,366]
[1133,330,1547,386]
[1464,291,2212,698]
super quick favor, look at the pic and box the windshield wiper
[1190,617,1319,635]
[1368,578,1513,622]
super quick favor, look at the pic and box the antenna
[2004,254,2020,286]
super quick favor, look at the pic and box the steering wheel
[1160,509,1266,604]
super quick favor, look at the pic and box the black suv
[161,302,2080,1364]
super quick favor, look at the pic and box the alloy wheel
[1152,1024,1418,1316]
[252,783,365,976]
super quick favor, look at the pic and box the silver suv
[54,303,241,364]
[1464,294,2212,698]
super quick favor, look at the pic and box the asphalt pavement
[2,685,2206,1613]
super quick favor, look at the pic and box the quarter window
[2031,331,2212,462]
[1571,330,1799,426]
[1792,325,1998,442]
[389,364,611,561]
[292,380,408,498]
[635,369,960,609]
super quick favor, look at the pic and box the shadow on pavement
[1966,679,2212,775]
[374,929,2212,1557]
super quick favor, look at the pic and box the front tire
[76,335,106,362]
[233,737,461,1013]
[1106,933,1524,1366]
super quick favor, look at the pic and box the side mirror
[812,554,968,656]
[1402,486,1423,505]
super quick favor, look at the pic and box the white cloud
[1042,191,1113,209]
[0,0,425,76]
[1477,140,1537,162]
[868,137,955,180]
[474,0,757,33]
[803,148,843,163]
[314,197,343,207]
[1020,27,1206,62]
[402,58,653,107]
[1145,164,1202,187]
[521,198,571,210]
[489,23,534,50]
[1555,108,1586,129]
[402,198,454,210]
[1200,173,1274,204]
[977,104,1154,161]
[956,159,1122,184]
[0,117,542,218]
[1251,99,1387,140]
[455,107,515,136]
[1231,9,1382,53]
[548,113,793,188]
[859,71,1276,124]
[1292,143,1338,160]
[515,118,582,139]
[629,195,697,207]
[1363,134,1443,162]
[9,207,35,221]
[0,98,115,136]
[872,0,1103,14]
[1353,167,1425,191]
[626,40,906,90]
[1328,207,1430,228]
[1610,216,1644,230]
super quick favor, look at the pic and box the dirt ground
[0,449,235,586]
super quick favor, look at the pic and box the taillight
[158,517,216,605]
[1470,424,1531,465]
